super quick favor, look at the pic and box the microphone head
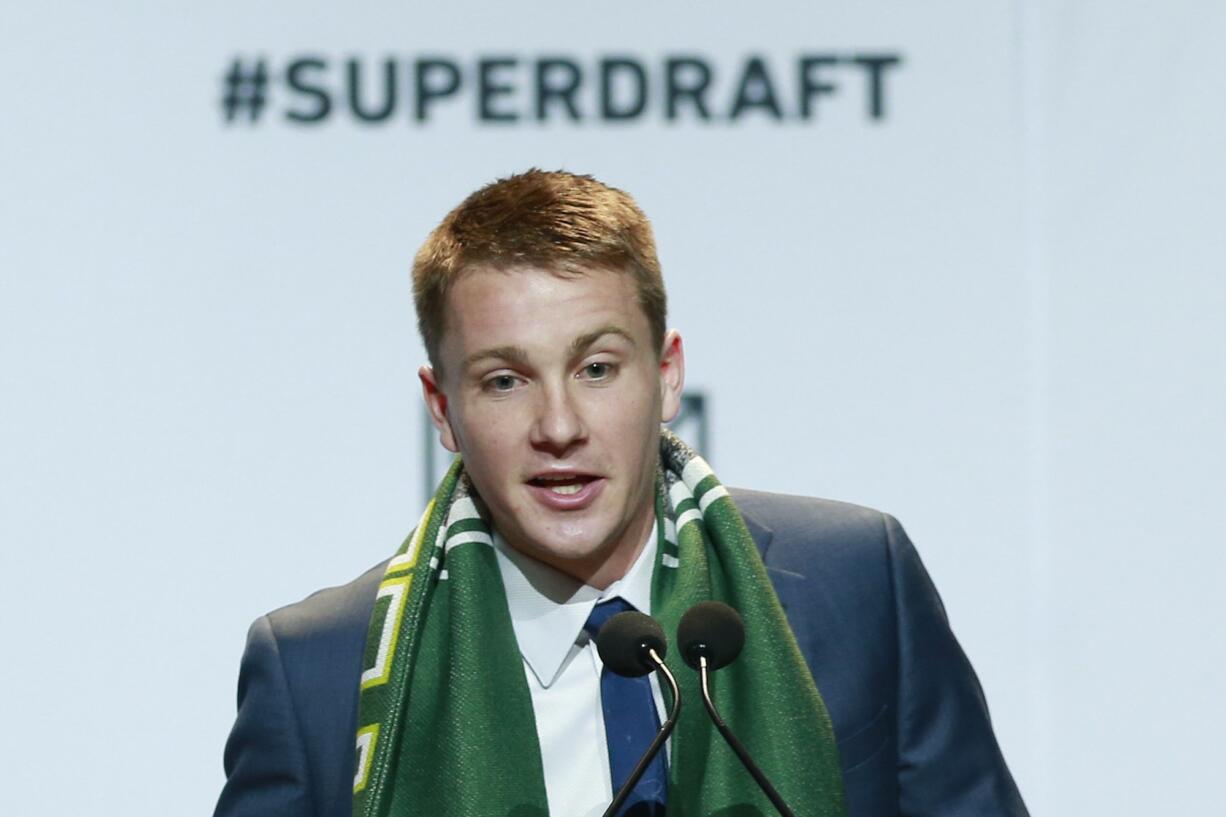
[677,600,746,670]
[595,611,668,677]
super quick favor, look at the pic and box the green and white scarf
[352,430,846,817]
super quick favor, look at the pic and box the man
[214,170,1028,817]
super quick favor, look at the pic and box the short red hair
[412,169,667,371]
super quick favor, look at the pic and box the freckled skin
[420,267,685,589]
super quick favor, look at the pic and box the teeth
[550,483,583,495]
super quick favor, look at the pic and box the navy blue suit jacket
[214,489,1028,817]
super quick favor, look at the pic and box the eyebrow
[462,326,637,372]
[569,325,637,356]
[463,345,530,370]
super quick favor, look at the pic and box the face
[420,266,684,589]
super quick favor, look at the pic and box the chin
[515,520,614,560]
[535,530,613,563]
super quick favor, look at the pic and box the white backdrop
[1,2,1222,815]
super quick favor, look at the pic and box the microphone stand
[600,648,681,817]
[697,656,797,817]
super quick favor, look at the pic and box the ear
[658,329,686,423]
[419,365,460,453]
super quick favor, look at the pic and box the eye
[482,373,521,393]
[579,361,617,381]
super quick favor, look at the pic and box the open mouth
[528,474,598,496]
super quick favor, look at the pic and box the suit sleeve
[213,615,317,817]
[885,514,1029,817]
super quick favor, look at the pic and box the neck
[523,512,656,591]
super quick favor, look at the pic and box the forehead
[439,266,649,360]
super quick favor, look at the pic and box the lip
[525,475,605,511]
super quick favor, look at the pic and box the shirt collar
[493,521,658,688]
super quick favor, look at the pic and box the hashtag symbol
[221,58,268,123]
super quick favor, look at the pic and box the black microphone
[595,610,682,817]
[677,601,797,817]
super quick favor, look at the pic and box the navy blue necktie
[584,597,668,817]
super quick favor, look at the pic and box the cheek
[452,404,524,471]
[593,389,660,456]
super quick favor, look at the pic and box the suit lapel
[737,503,776,564]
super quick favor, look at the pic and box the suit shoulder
[729,487,892,550]
[727,487,902,599]
[230,562,388,816]
[263,560,388,649]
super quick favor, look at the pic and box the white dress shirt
[493,525,664,817]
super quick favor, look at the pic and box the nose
[530,381,587,455]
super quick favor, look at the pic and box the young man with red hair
[215,170,1027,817]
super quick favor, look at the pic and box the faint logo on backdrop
[220,53,902,126]
[422,390,709,502]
